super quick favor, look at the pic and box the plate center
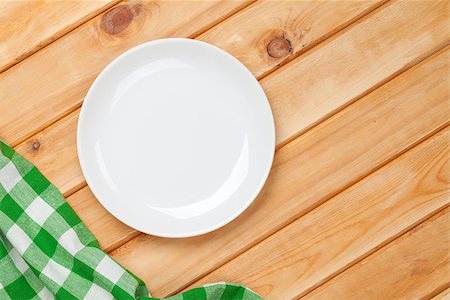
[96,63,248,208]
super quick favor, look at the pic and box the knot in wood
[30,141,40,152]
[267,37,293,58]
[101,3,142,35]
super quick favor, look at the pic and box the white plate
[77,38,275,237]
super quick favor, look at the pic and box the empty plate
[77,38,275,237]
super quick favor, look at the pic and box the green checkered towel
[0,140,261,300]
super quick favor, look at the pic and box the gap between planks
[301,204,450,299]
[0,0,256,77]
[111,47,450,296]
[7,0,405,253]
[5,0,257,149]
[5,0,448,290]
[186,0,258,40]
[171,124,450,298]
[8,0,261,200]
[190,126,450,299]
[302,205,450,300]
[274,41,450,151]
[431,287,450,300]
[0,0,122,75]
[9,0,446,256]
[5,0,393,234]
[254,0,389,81]
[105,39,450,256]
[6,0,390,148]
[48,0,391,202]
[64,0,406,251]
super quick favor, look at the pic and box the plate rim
[77,38,275,238]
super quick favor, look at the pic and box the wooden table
[1,1,449,299]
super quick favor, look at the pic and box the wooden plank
[7,0,450,288]
[0,0,251,147]
[191,129,450,299]
[5,0,448,152]
[9,0,391,250]
[67,186,138,253]
[11,0,383,202]
[12,0,448,203]
[0,0,119,73]
[260,0,450,145]
[198,0,384,79]
[433,288,450,300]
[14,110,82,197]
[6,110,137,252]
[305,208,450,300]
[0,0,381,148]
[110,48,450,297]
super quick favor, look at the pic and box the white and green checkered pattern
[0,140,262,300]
[0,140,148,299]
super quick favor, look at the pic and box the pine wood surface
[1,1,448,299]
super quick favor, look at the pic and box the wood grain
[261,0,449,145]
[305,208,450,300]
[0,0,119,73]
[0,0,251,147]
[12,0,448,204]
[1,1,447,298]
[5,0,448,152]
[110,48,450,297]
[192,129,450,299]
[198,0,383,79]
[7,0,397,251]
[67,186,138,253]
[4,108,137,252]
[433,288,450,300]
[14,110,82,197]
[10,0,386,203]
[0,0,382,149]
